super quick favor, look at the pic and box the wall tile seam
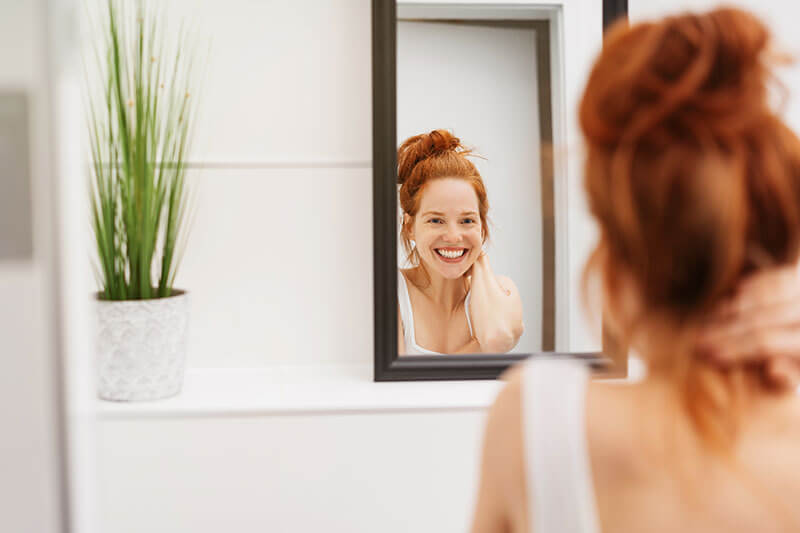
[170,161,373,169]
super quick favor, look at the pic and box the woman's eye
[429,218,443,224]
[462,218,475,224]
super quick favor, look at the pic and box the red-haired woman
[472,8,800,532]
[397,130,524,355]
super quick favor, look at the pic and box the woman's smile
[434,246,469,263]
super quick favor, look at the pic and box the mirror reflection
[396,12,554,356]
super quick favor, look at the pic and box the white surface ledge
[96,364,504,419]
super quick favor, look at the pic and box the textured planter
[95,290,189,401]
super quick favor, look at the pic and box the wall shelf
[96,364,504,419]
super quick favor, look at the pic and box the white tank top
[397,271,474,355]
[523,357,600,532]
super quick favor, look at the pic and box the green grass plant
[85,0,200,300]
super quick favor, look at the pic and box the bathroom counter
[95,364,504,419]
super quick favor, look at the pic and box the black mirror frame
[372,0,628,381]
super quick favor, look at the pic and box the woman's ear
[403,213,414,240]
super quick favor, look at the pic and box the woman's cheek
[471,227,483,252]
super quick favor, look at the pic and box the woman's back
[472,359,800,533]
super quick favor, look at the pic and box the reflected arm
[468,254,525,353]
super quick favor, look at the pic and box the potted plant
[86,0,200,401]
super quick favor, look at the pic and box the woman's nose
[443,222,462,243]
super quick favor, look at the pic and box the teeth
[437,248,465,259]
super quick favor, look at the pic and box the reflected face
[409,178,483,279]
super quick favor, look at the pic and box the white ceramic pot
[95,290,189,401]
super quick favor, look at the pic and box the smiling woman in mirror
[397,129,524,356]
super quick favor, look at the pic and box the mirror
[373,1,628,380]
[396,15,554,357]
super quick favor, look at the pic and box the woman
[397,129,524,355]
[472,8,800,532]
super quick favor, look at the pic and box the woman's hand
[467,252,511,294]
[697,264,800,391]
[467,253,524,353]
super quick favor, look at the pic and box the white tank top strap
[398,271,440,355]
[522,358,600,533]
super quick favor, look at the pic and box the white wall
[397,19,544,353]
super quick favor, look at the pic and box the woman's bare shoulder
[482,363,637,532]
[482,363,527,476]
[488,362,648,460]
[493,363,525,415]
[493,362,635,418]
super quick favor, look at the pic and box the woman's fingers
[699,262,800,357]
[699,299,800,352]
[696,263,800,389]
[714,263,800,320]
[702,326,800,366]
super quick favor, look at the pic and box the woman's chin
[434,261,476,280]
[440,270,466,280]
[418,261,462,279]
[420,253,476,279]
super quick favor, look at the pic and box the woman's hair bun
[397,129,465,185]
[710,8,770,76]
[581,7,773,148]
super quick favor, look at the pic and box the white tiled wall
[186,0,372,163]
[181,167,373,366]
